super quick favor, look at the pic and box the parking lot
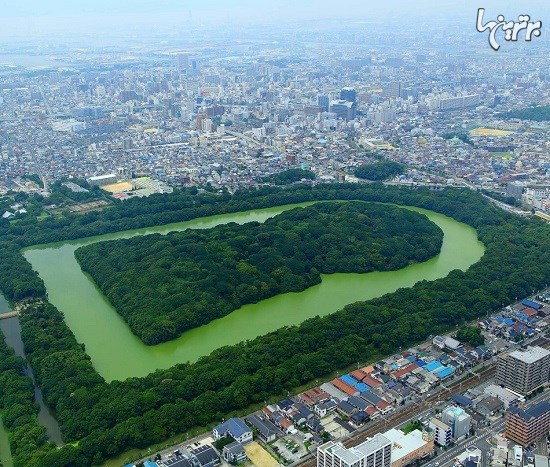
[272,432,309,464]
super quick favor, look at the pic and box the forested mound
[75,202,443,344]
[1,186,549,466]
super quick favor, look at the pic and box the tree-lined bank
[0,184,547,466]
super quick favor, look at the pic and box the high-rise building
[496,346,550,396]
[317,434,392,467]
[505,400,550,447]
[382,82,402,99]
[176,53,189,73]
[340,87,357,103]
[317,95,330,112]
[441,406,471,439]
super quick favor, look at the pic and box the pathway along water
[24,202,485,382]
[0,298,14,467]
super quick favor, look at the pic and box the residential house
[190,445,219,467]
[348,396,369,412]
[315,400,337,418]
[245,415,281,442]
[222,442,247,464]
[299,387,330,408]
[331,378,359,397]
[306,418,324,433]
[213,418,253,444]
[337,400,358,418]
[475,396,504,417]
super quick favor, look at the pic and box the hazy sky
[1,1,548,42]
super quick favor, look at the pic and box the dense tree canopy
[0,335,54,466]
[75,202,443,344]
[354,161,405,181]
[261,168,316,185]
[456,326,484,347]
[502,105,550,122]
[0,184,548,467]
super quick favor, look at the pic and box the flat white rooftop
[509,346,550,364]
[383,429,427,463]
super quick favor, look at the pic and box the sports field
[470,127,513,136]
[102,181,133,193]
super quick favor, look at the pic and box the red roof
[281,418,293,429]
[522,307,538,317]
[360,365,375,374]
[331,378,358,396]
[300,387,330,405]
[362,374,382,389]
[391,363,418,379]
[350,369,368,381]
[377,399,391,410]
[365,406,379,416]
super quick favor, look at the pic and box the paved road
[424,391,550,467]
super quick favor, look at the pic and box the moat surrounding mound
[75,202,443,344]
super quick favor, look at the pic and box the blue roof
[416,360,426,367]
[497,316,514,326]
[434,367,454,379]
[387,381,397,389]
[144,462,158,467]
[425,361,443,372]
[406,355,416,362]
[522,299,542,310]
[215,418,251,438]
[340,375,359,386]
[354,383,370,393]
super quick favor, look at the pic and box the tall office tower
[496,346,550,396]
[317,95,330,112]
[190,59,201,76]
[441,407,471,439]
[340,87,357,103]
[382,82,402,99]
[505,401,550,447]
[317,434,392,467]
[176,53,189,74]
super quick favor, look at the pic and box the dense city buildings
[0,17,547,214]
[496,346,550,396]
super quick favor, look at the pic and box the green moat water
[24,203,485,382]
